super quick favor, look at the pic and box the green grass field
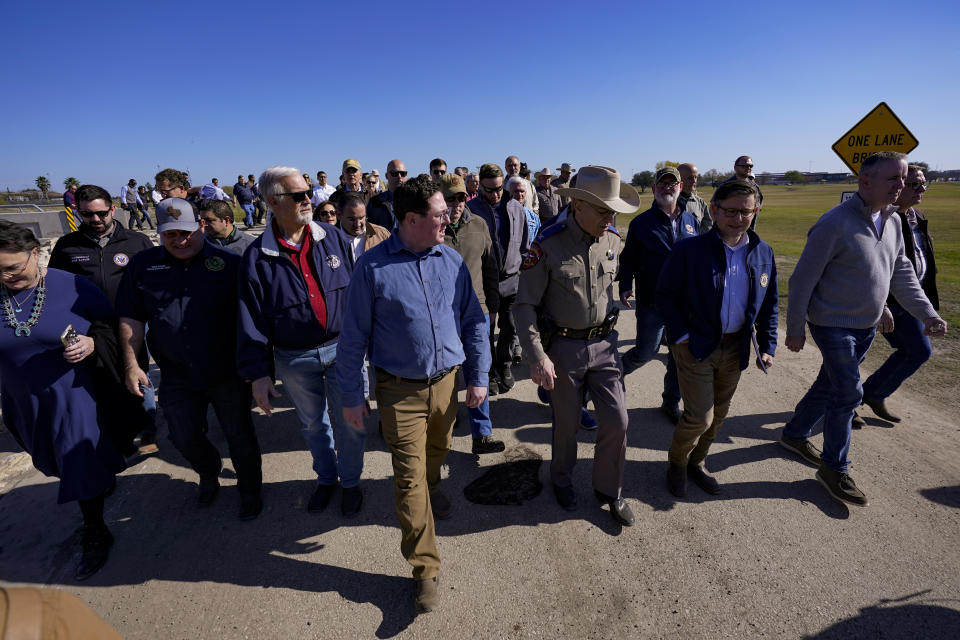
[621,182,960,404]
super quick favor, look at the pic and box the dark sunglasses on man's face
[276,189,312,203]
[345,167,359,174]
[432,169,446,176]
[480,185,503,194]
[389,170,408,178]
[78,208,111,218]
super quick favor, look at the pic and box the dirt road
[1,316,958,639]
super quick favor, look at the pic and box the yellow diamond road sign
[832,102,918,175]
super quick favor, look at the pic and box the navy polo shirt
[116,241,242,385]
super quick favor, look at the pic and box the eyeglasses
[715,205,757,218]
[432,169,446,176]
[421,211,451,221]
[736,163,754,169]
[156,185,180,196]
[656,180,680,189]
[0,254,33,278]
[389,170,408,178]
[161,230,196,241]
[480,185,503,194]
[905,181,928,191]
[275,189,312,203]
[77,208,112,218]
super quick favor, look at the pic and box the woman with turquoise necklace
[0,220,125,581]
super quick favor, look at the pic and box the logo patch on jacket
[685,223,695,235]
[113,253,129,266]
[326,254,341,270]
[522,243,543,270]
[205,256,225,272]
[760,273,769,288]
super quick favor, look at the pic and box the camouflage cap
[655,166,681,184]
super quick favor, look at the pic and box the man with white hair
[507,176,540,243]
[237,166,366,518]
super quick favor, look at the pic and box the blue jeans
[783,324,876,473]
[861,302,932,401]
[240,203,255,227]
[623,303,680,406]
[468,315,493,438]
[274,342,366,488]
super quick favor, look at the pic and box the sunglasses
[445,194,467,204]
[389,170,408,178]
[480,185,503,194]
[345,167,359,174]
[432,169,446,176]
[78,208,112,218]
[276,190,312,203]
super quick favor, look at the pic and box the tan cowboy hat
[556,165,640,214]
[556,162,575,172]
[534,167,554,179]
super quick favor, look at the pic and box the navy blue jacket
[618,205,700,306]
[115,241,241,385]
[237,220,354,381]
[655,229,778,370]
[233,182,256,205]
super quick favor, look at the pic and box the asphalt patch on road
[463,445,542,505]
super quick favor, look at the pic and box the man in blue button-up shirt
[337,175,489,614]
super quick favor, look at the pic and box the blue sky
[3,0,959,193]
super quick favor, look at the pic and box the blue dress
[0,268,125,503]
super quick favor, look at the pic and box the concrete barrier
[0,209,131,239]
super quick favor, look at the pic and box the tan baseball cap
[440,173,467,199]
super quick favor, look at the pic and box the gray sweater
[787,193,935,336]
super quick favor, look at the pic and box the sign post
[831,102,918,176]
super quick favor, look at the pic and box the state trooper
[513,165,638,527]
[116,198,263,520]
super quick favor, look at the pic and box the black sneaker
[341,486,363,518]
[472,436,505,454]
[430,488,452,520]
[488,377,500,397]
[197,474,220,507]
[238,493,263,521]
[816,465,868,507]
[308,483,337,512]
[778,436,822,468]
[499,366,515,392]
[75,525,114,581]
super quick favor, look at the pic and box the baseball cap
[440,174,467,199]
[156,198,200,233]
[342,158,362,171]
[655,167,681,184]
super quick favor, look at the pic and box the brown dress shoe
[687,464,721,495]
[862,397,901,423]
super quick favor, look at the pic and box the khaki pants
[1,587,123,639]
[375,367,458,580]
[668,334,743,467]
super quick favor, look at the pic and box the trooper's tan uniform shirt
[514,217,622,363]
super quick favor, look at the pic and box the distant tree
[655,160,680,170]
[144,182,153,193]
[783,170,804,184]
[631,171,655,193]
[35,176,51,199]
[63,176,80,189]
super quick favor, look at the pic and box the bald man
[678,163,712,233]
[367,159,407,229]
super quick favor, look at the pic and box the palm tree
[63,177,80,189]
[35,176,51,200]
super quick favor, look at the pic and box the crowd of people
[0,151,946,614]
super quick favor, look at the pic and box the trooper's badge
[606,249,615,260]
[326,254,341,270]
[113,253,129,267]
[760,272,769,288]
[205,256,225,272]
[522,243,543,270]
[685,223,695,235]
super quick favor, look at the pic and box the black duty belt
[376,366,455,385]
[555,309,619,341]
